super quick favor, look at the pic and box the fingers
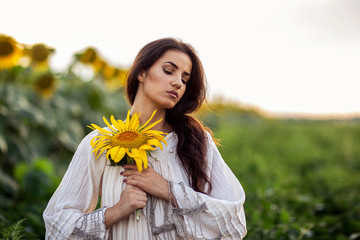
[123,164,153,173]
[123,164,139,170]
[121,165,153,179]
[121,169,142,177]
[124,177,146,190]
[125,185,147,197]
[122,167,169,200]
[122,185,147,209]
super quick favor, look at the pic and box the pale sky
[2,0,360,117]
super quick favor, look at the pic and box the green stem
[136,209,141,222]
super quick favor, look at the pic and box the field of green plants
[1,34,359,239]
[206,105,360,240]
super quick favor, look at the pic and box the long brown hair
[126,38,212,193]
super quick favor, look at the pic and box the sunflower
[101,65,128,91]
[89,110,167,172]
[79,47,98,64]
[113,68,128,87]
[101,63,116,80]
[34,73,57,98]
[0,34,23,69]
[27,43,55,70]
[77,47,104,74]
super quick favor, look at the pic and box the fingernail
[120,171,124,175]
[123,179,127,183]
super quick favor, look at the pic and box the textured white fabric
[43,130,247,239]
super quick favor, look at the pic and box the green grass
[210,111,360,239]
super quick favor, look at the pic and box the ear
[137,70,146,83]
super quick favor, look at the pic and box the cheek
[143,73,162,91]
[148,69,166,84]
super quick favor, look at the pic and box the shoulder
[80,129,102,146]
[205,130,218,148]
[204,130,219,160]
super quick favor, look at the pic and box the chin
[162,102,178,110]
[164,104,176,110]
[154,99,177,109]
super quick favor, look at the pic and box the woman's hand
[122,165,169,201]
[105,185,147,229]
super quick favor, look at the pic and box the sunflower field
[1,33,360,239]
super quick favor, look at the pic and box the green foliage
[205,107,360,239]
[0,219,26,240]
[0,66,128,239]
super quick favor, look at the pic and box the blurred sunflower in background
[0,34,23,70]
[113,68,127,87]
[34,72,57,98]
[25,43,55,71]
[101,63,128,91]
[73,47,128,91]
[77,47,105,74]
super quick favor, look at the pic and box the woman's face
[137,50,192,110]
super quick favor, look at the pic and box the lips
[167,91,178,98]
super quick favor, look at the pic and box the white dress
[43,130,247,239]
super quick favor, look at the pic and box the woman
[43,38,247,239]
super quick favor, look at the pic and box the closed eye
[163,68,173,75]
[182,73,190,85]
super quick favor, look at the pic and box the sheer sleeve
[170,133,247,239]
[43,131,109,239]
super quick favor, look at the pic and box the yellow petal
[130,148,140,156]
[138,110,158,131]
[97,146,110,158]
[106,149,112,160]
[129,112,139,130]
[110,115,124,131]
[147,138,161,147]
[93,144,106,154]
[90,136,102,145]
[113,147,126,163]
[91,136,109,145]
[127,148,139,159]
[139,149,148,169]
[140,144,155,151]
[125,110,131,129]
[108,146,119,157]
[133,157,143,172]
[103,116,117,132]
[159,139,167,147]
[116,119,125,129]
[140,118,163,133]
[144,130,167,136]
[148,136,167,146]
[90,124,114,135]
[87,125,96,131]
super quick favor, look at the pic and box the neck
[130,100,170,133]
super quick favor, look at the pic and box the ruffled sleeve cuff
[169,181,246,239]
[71,207,109,239]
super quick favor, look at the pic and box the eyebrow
[164,61,190,77]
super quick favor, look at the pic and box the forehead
[157,50,192,72]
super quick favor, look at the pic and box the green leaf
[13,163,29,183]
[34,158,54,177]
[280,209,290,223]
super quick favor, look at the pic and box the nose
[171,75,182,89]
